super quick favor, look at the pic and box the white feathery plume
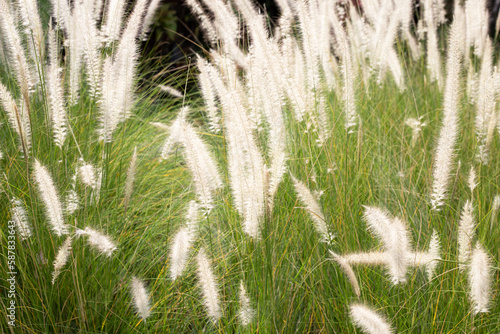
[11,198,32,240]
[209,55,266,239]
[198,0,241,63]
[331,9,357,131]
[468,166,478,192]
[160,107,223,211]
[363,206,393,242]
[491,195,500,227]
[458,200,475,270]
[17,0,45,63]
[169,201,199,280]
[329,250,361,297]
[73,0,102,97]
[196,248,221,321]
[197,56,220,133]
[102,0,127,42]
[344,251,437,271]
[426,230,441,280]
[475,39,496,165]
[75,227,117,257]
[469,244,492,314]
[140,0,162,40]
[158,84,183,98]
[93,0,104,20]
[377,8,405,90]
[403,28,421,61]
[0,82,31,151]
[150,122,170,131]
[65,170,79,215]
[130,277,151,321]
[91,168,103,205]
[295,0,330,142]
[99,57,120,140]
[169,227,194,280]
[344,252,391,266]
[78,162,97,189]
[296,0,320,92]
[159,110,184,157]
[423,0,443,87]
[34,160,68,236]
[363,206,410,284]
[349,303,394,334]
[465,0,488,57]
[46,27,67,148]
[400,0,415,33]
[0,0,33,95]
[405,117,427,147]
[291,175,328,242]
[124,147,138,210]
[430,16,464,210]
[385,217,411,284]
[238,281,254,326]
[68,10,84,104]
[48,0,71,31]
[65,189,79,215]
[185,200,199,233]
[231,0,287,200]
[51,236,72,284]
[467,62,478,103]
[184,0,218,44]
[98,0,148,142]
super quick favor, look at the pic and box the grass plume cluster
[1,0,500,332]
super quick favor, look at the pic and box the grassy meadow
[1,0,500,333]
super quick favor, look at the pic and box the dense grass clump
[1,0,500,333]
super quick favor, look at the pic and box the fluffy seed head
[469,244,492,314]
[11,198,32,240]
[158,84,183,98]
[34,160,68,236]
[65,190,79,215]
[458,200,475,270]
[238,281,254,326]
[130,277,151,321]
[52,236,72,284]
[349,303,394,334]
[430,14,464,210]
[426,230,442,280]
[124,147,138,210]
[76,227,117,257]
[291,175,328,241]
[169,227,194,280]
[79,163,97,188]
[468,166,478,192]
[196,248,221,321]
